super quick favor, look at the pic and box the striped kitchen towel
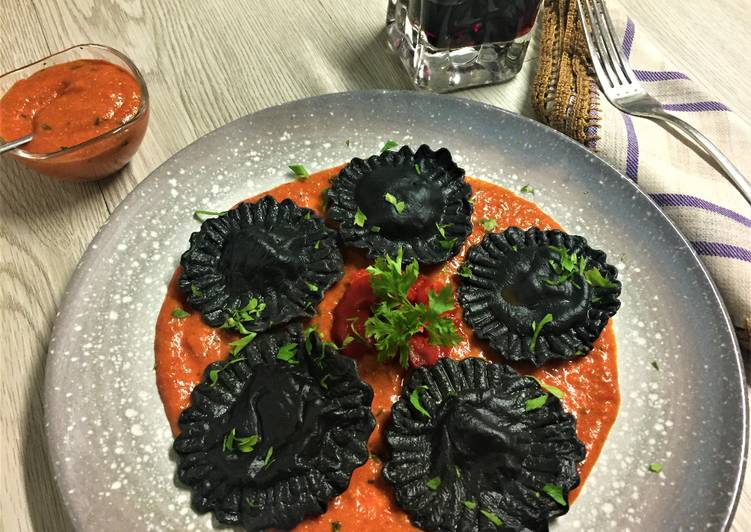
[533,0,751,348]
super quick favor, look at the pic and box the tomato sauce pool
[0,59,142,154]
[154,167,620,531]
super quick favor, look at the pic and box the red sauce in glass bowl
[154,167,620,531]
[0,56,148,181]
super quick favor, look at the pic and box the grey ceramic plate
[45,91,747,531]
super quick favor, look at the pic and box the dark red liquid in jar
[415,0,542,48]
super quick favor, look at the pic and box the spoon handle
[0,134,33,155]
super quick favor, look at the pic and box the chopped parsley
[263,446,274,468]
[384,192,406,214]
[651,360,660,371]
[426,476,441,490]
[222,429,260,454]
[527,375,565,399]
[547,246,618,290]
[208,356,246,387]
[314,240,320,249]
[435,223,450,238]
[319,373,332,389]
[190,284,203,297]
[479,509,503,526]
[236,434,260,453]
[354,207,367,227]
[583,267,618,288]
[479,218,497,231]
[193,209,227,222]
[221,298,265,355]
[529,313,553,351]
[648,463,663,473]
[304,212,312,221]
[542,483,567,506]
[276,343,299,365]
[221,298,265,330]
[171,307,190,319]
[288,164,310,180]
[345,139,351,147]
[306,281,319,292]
[227,333,257,356]
[458,265,473,278]
[463,500,477,510]
[415,163,422,174]
[409,385,431,418]
[363,248,460,367]
[546,246,586,287]
[370,225,381,233]
[380,140,399,152]
[439,238,456,250]
[520,184,535,194]
[331,522,342,532]
[525,394,547,411]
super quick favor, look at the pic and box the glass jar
[386,0,542,92]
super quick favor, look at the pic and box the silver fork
[577,0,751,205]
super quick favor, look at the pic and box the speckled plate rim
[43,90,748,531]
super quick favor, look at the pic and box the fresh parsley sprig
[364,249,461,367]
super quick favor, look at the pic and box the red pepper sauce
[0,59,141,153]
[154,167,620,531]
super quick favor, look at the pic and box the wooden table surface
[1,1,749,530]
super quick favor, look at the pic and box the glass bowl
[0,44,149,182]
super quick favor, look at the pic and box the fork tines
[577,0,638,93]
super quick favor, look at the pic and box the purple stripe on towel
[663,101,730,112]
[622,18,635,57]
[692,241,751,263]
[622,112,639,181]
[651,193,751,228]
[634,70,690,82]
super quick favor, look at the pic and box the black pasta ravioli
[458,227,621,366]
[173,324,375,531]
[179,196,343,328]
[327,144,473,264]
[383,358,585,532]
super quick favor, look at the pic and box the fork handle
[649,110,751,205]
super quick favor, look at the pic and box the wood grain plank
[0,3,78,532]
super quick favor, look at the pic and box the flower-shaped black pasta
[179,196,343,328]
[383,358,585,532]
[458,227,621,366]
[173,324,375,531]
[327,145,473,264]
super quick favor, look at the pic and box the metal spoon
[0,134,32,155]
